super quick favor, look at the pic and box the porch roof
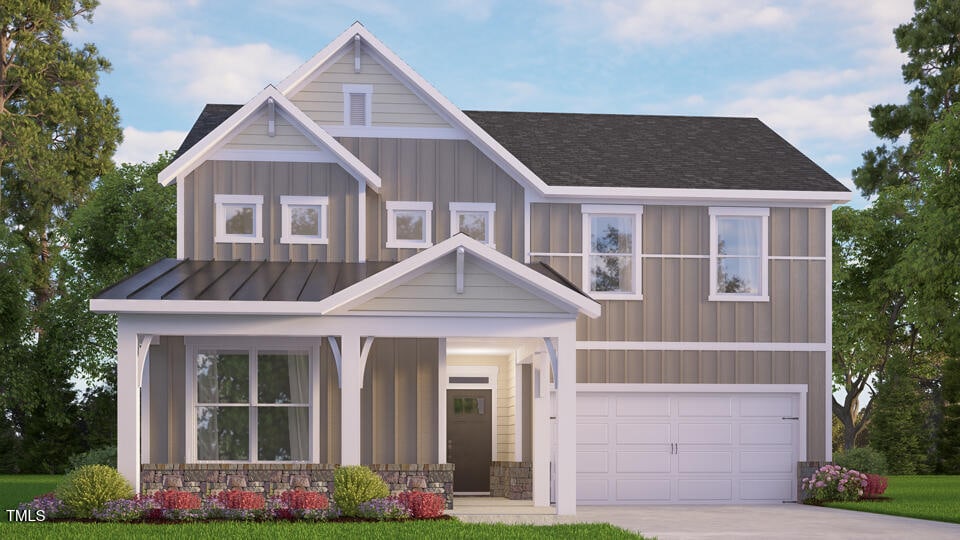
[94,258,588,303]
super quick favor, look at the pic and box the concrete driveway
[573,504,960,539]
[452,499,960,539]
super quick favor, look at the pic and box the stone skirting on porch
[489,461,532,500]
[141,463,456,508]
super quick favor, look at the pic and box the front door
[447,389,492,492]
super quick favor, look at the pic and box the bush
[801,464,868,503]
[280,490,329,510]
[17,493,69,520]
[67,446,117,471]
[154,489,201,510]
[333,465,389,517]
[862,473,889,499]
[397,491,446,518]
[56,465,133,518]
[216,489,265,510]
[834,446,888,475]
[91,495,156,522]
[356,496,410,521]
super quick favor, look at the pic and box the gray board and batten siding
[146,336,439,465]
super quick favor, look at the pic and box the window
[214,194,263,244]
[343,84,372,126]
[581,205,642,300]
[449,202,495,246]
[709,207,769,301]
[194,348,311,462]
[386,201,433,249]
[280,196,328,245]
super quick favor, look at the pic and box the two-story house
[91,22,851,514]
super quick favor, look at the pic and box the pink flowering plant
[801,464,868,503]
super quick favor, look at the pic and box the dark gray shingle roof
[95,258,588,301]
[172,105,847,192]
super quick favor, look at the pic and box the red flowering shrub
[216,489,265,510]
[396,491,445,519]
[280,490,329,510]
[154,489,201,510]
[862,474,888,498]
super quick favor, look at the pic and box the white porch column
[555,326,577,515]
[340,333,362,465]
[531,350,550,507]
[116,317,141,493]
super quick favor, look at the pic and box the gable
[222,109,327,154]
[290,49,451,130]
[347,251,569,315]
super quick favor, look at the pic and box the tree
[939,356,960,472]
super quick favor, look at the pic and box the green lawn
[826,475,960,524]
[0,475,642,538]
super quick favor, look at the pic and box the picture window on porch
[581,205,643,300]
[280,195,328,245]
[214,194,263,244]
[449,202,495,246]
[386,201,433,249]
[194,349,310,462]
[709,207,769,302]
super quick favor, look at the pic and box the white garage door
[576,390,803,504]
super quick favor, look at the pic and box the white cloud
[437,0,497,21]
[166,43,303,104]
[97,0,186,22]
[549,0,792,45]
[720,93,874,143]
[127,26,174,46]
[114,127,187,165]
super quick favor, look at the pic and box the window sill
[215,235,263,244]
[708,294,770,302]
[589,292,643,301]
[386,240,432,249]
[280,236,329,245]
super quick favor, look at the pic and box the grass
[826,475,960,524]
[0,475,642,538]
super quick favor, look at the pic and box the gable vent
[349,93,367,126]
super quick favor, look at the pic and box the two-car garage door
[576,389,804,504]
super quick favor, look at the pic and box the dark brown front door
[447,389,492,492]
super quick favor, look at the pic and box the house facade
[91,23,850,514]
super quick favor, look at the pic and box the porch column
[116,317,141,493]
[340,333,362,465]
[531,350,550,506]
[555,326,576,515]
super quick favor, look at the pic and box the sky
[69,0,918,208]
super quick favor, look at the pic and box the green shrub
[67,446,117,471]
[834,446,888,475]
[332,466,389,517]
[57,464,133,518]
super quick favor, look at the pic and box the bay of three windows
[583,205,769,301]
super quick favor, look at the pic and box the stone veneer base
[141,463,456,509]
[489,461,532,500]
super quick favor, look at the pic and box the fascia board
[533,187,853,204]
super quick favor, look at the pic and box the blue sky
[71,0,916,207]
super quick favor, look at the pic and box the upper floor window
[280,196,328,245]
[215,194,263,244]
[386,201,433,249]
[450,202,495,246]
[343,84,372,126]
[581,205,642,300]
[193,346,310,462]
[709,207,769,301]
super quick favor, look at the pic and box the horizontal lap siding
[224,112,318,151]
[337,138,525,262]
[361,338,439,464]
[290,51,450,128]
[184,160,357,262]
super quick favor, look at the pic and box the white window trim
[708,207,770,302]
[184,337,318,464]
[342,83,373,127]
[280,195,329,245]
[581,204,643,300]
[214,194,263,244]
[449,201,496,247]
[386,200,433,249]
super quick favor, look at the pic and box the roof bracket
[456,246,465,294]
[266,98,276,137]
[354,35,361,73]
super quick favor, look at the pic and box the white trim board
[576,341,829,352]
[576,383,808,394]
